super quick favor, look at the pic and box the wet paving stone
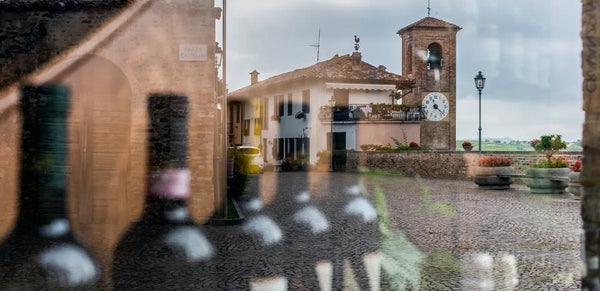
[226,172,583,290]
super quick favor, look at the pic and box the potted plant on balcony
[473,156,514,190]
[568,161,582,198]
[526,134,569,194]
[462,141,473,152]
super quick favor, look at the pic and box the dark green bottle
[112,94,215,290]
[0,84,101,290]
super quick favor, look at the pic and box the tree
[534,134,567,160]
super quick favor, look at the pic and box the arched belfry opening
[426,42,442,70]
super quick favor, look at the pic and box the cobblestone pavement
[206,171,583,291]
[0,171,582,290]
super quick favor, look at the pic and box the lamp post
[474,71,486,154]
[215,42,223,75]
[214,42,224,216]
[328,96,335,172]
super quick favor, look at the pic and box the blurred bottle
[330,184,380,291]
[112,94,215,290]
[285,190,332,290]
[206,195,287,290]
[0,84,101,290]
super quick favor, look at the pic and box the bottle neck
[144,94,191,223]
[17,95,69,229]
[144,168,192,221]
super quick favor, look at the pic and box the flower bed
[473,156,514,190]
[526,135,570,194]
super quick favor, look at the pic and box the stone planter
[568,171,582,198]
[525,168,570,194]
[473,166,515,190]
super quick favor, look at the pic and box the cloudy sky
[217,0,583,141]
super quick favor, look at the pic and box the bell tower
[398,17,461,150]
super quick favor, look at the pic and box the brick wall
[0,7,125,91]
[0,0,218,277]
[347,151,583,180]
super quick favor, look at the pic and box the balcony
[318,104,423,122]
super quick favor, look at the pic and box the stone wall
[347,151,583,180]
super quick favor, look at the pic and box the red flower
[477,156,512,167]
[571,161,582,172]
[530,139,541,148]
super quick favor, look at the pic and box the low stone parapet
[346,151,583,181]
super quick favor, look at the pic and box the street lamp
[215,42,223,72]
[474,71,486,154]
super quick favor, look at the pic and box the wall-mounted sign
[179,44,207,61]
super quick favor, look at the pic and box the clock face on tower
[422,92,449,121]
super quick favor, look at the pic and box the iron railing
[318,104,423,122]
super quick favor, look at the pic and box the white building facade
[229,52,421,168]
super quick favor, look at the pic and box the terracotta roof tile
[230,53,413,98]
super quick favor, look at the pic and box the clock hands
[432,102,444,114]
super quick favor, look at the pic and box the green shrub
[227,148,252,200]
[533,134,567,160]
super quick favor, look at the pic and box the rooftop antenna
[309,28,321,63]
[427,0,431,17]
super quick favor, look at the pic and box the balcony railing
[318,104,423,122]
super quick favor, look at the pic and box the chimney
[352,52,362,70]
[250,70,259,85]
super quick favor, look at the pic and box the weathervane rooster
[354,35,360,51]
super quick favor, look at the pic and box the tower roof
[397,17,461,35]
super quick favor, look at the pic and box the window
[302,89,310,113]
[287,138,295,159]
[243,119,250,136]
[253,118,261,135]
[277,138,284,160]
[296,137,309,157]
[262,98,268,130]
[427,42,442,70]
[276,95,284,117]
[287,93,292,116]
